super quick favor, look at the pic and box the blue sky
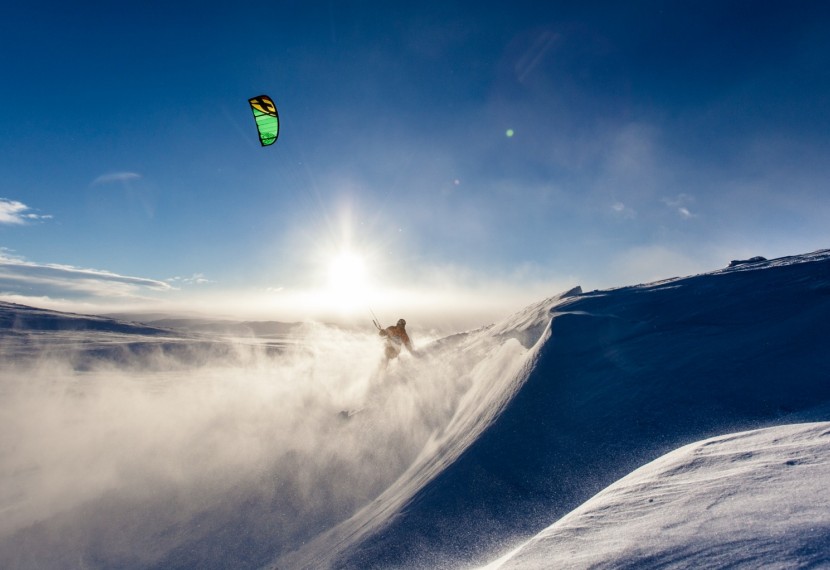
[1,1,829,327]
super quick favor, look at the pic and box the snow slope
[279,250,830,569]
[487,421,830,569]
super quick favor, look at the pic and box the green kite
[248,95,279,146]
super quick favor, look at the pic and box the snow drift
[488,421,830,569]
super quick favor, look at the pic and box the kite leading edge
[248,95,279,146]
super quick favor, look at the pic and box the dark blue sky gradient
[1,1,829,321]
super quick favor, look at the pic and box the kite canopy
[248,95,279,146]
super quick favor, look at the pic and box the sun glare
[326,251,370,312]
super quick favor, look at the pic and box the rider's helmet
[397,318,406,327]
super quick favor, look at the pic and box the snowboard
[338,408,365,420]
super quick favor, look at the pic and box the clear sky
[1,1,829,328]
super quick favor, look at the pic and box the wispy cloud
[0,251,172,301]
[167,273,214,286]
[662,194,697,219]
[0,198,52,225]
[611,201,637,219]
[91,172,142,186]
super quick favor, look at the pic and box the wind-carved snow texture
[2,250,830,570]
[487,422,830,569]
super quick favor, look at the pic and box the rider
[379,318,414,366]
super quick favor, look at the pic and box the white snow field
[1,250,829,569]
[485,422,830,569]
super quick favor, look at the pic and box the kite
[248,95,279,146]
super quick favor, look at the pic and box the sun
[328,251,366,290]
[326,250,370,312]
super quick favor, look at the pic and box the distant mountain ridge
[0,302,303,339]
[0,301,174,336]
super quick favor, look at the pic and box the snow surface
[485,422,830,569]
[1,250,829,569]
